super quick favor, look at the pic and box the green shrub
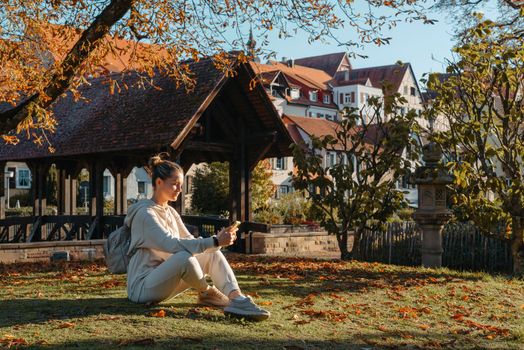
[8,192,32,207]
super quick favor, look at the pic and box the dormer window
[309,90,318,102]
[323,94,330,104]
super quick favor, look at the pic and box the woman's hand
[216,225,239,247]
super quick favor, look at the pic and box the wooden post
[88,160,104,238]
[56,162,78,215]
[113,172,122,215]
[0,161,6,219]
[108,160,134,215]
[28,161,50,217]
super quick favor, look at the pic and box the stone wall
[243,225,353,255]
[0,240,105,264]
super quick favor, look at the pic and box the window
[271,89,278,97]
[309,90,318,102]
[290,88,300,99]
[410,87,416,96]
[103,175,111,196]
[17,169,30,188]
[339,93,344,104]
[279,185,289,195]
[344,93,351,104]
[138,181,146,195]
[326,114,334,121]
[318,113,324,119]
[327,152,336,167]
[7,167,16,189]
[308,111,314,117]
[323,94,330,104]
[275,157,286,170]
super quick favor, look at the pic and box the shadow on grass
[0,297,138,327]
[0,296,238,328]
[9,328,517,350]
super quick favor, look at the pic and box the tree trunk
[0,0,134,134]
[337,230,352,261]
[511,216,524,277]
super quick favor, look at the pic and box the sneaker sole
[198,300,230,308]
[224,310,270,321]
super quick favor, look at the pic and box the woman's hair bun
[149,155,163,168]
[147,152,170,174]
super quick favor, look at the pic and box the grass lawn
[0,253,523,349]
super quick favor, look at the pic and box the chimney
[287,58,294,68]
[281,56,288,63]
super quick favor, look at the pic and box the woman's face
[155,171,184,202]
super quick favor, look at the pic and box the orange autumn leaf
[149,309,166,317]
[418,324,431,330]
[258,301,272,306]
[452,313,465,321]
[58,322,75,329]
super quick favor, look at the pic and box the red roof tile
[283,114,386,151]
[294,52,350,77]
[333,64,410,93]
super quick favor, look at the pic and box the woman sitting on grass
[124,152,270,321]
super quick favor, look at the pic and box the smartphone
[230,220,241,229]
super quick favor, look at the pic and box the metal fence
[358,221,513,273]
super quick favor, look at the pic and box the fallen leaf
[258,301,273,306]
[418,324,431,331]
[57,322,75,329]
[148,309,166,317]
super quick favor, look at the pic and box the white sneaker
[197,286,230,307]
[223,296,271,321]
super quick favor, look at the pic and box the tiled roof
[333,63,411,93]
[282,114,342,149]
[330,77,371,87]
[283,114,386,151]
[250,61,338,109]
[0,59,225,161]
[250,61,332,90]
[294,52,349,76]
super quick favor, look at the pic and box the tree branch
[0,0,134,135]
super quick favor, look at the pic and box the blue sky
[257,3,500,86]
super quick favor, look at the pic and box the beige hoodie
[124,198,219,302]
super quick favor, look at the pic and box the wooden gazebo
[0,59,294,251]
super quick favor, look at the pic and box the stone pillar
[412,143,453,268]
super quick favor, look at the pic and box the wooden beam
[185,141,234,153]
[249,140,275,172]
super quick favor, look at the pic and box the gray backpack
[103,224,137,274]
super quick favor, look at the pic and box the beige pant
[136,250,240,304]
